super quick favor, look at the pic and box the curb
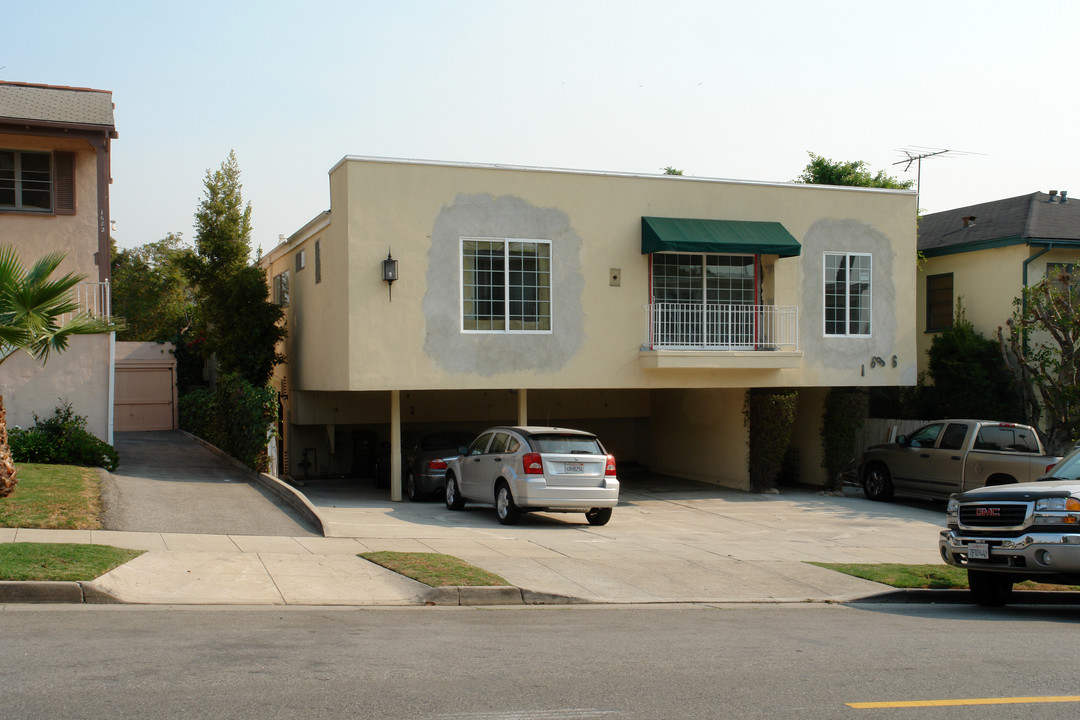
[0,581,123,604]
[422,586,589,606]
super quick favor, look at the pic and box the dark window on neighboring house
[314,240,321,284]
[273,270,289,307]
[0,150,75,214]
[295,249,306,272]
[926,273,953,332]
[1046,263,1075,291]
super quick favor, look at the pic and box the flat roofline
[329,154,916,196]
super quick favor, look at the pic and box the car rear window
[530,434,603,455]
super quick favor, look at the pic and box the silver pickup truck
[858,420,1060,502]
[939,449,1080,605]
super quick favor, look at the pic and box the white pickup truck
[858,420,1060,502]
[939,449,1080,605]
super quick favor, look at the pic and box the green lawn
[0,542,141,581]
[0,463,145,581]
[812,562,1080,591]
[0,463,103,529]
[361,551,509,587]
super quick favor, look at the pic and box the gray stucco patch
[422,194,585,376]
[800,219,900,369]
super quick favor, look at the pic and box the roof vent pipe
[1049,190,1059,202]
[962,215,977,228]
[1061,191,1068,203]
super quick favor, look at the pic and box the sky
[3,0,1077,256]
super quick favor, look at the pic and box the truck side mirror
[895,435,907,446]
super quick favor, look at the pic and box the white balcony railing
[59,281,111,324]
[645,303,798,351]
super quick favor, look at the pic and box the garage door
[115,366,176,431]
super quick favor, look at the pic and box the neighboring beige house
[916,191,1080,376]
[262,156,918,498]
[0,82,117,441]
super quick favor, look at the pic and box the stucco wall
[1,334,112,441]
[288,158,918,394]
[0,133,112,442]
[648,387,750,489]
[916,245,1080,375]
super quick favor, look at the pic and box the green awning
[641,217,802,257]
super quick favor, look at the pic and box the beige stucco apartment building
[0,82,117,441]
[263,157,918,498]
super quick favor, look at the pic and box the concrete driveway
[295,470,947,603]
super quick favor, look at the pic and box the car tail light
[605,454,617,476]
[428,459,448,470]
[1046,463,1059,475]
[522,452,544,474]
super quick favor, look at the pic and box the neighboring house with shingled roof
[915,190,1080,375]
[0,81,118,441]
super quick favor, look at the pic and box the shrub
[179,373,277,472]
[744,389,799,493]
[9,402,120,471]
[820,388,868,490]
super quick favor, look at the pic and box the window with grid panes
[461,238,550,332]
[824,252,871,337]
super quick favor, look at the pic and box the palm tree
[0,247,120,497]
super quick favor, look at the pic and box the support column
[390,390,402,502]
[517,389,528,426]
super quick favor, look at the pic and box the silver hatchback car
[444,426,619,525]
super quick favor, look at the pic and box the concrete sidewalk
[1,480,950,606]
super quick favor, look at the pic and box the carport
[281,387,654,500]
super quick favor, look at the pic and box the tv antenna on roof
[893,146,985,199]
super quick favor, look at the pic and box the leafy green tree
[111,233,195,342]
[795,152,913,189]
[183,151,284,387]
[0,247,120,497]
[662,166,684,175]
[927,300,1021,422]
[998,270,1080,455]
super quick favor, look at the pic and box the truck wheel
[968,569,1013,607]
[862,463,894,501]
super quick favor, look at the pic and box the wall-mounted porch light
[382,248,398,301]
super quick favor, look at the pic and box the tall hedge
[179,372,277,472]
[744,389,799,493]
[820,388,868,490]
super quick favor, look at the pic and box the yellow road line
[848,696,1080,709]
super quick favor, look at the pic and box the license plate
[968,542,990,560]
[564,462,584,473]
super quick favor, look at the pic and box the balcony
[58,281,111,324]
[640,303,801,370]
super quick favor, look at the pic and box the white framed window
[461,237,551,332]
[295,249,306,271]
[824,252,871,337]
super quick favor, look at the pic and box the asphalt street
[3,603,1079,720]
